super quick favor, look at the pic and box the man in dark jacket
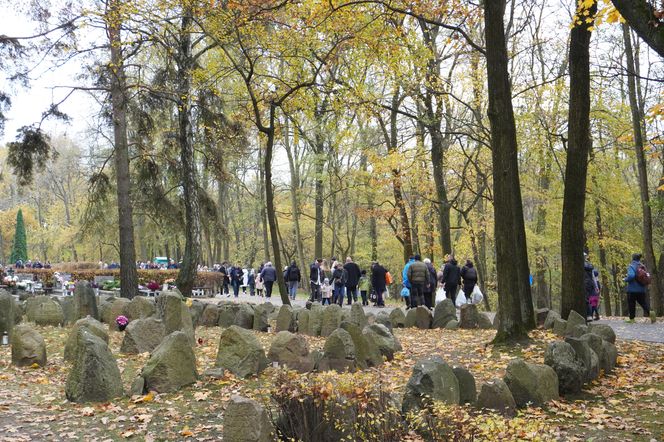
[285,261,301,301]
[259,262,277,299]
[460,260,478,299]
[423,258,437,308]
[583,261,596,321]
[407,255,428,308]
[343,257,362,304]
[309,259,323,302]
[442,258,461,304]
[219,262,230,296]
[331,263,347,306]
[624,253,651,323]
[371,261,387,307]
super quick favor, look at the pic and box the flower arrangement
[146,280,160,291]
[116,315,129,329]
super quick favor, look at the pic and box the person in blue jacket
[624,253,650,323]
[402,256,415,289]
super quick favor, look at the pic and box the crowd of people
[13,259,51,269]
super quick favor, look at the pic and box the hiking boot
[650,311,657,324]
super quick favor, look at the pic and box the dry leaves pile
[0,321,662,441]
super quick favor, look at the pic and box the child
[255,273,264,297]
[358,270,370,306]
[321,278,332,305]
[248,269,256,296]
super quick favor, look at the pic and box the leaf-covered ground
[0,320,662,441]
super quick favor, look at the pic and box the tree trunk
[264,105,289,305]
[107,0,138,299]
[313,103,326,260]
[257,145,270,262]
[611,0,664,58]
[174,10,200,297]
[593,194,612,316]
[623,24,663,316]
[283,117,307,275]
[484,0,534,342]
[560,0,596,319]
[430,128,452,256]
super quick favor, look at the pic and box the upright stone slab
[405,306,432,329]
[452,366,477,404]
[32,298,64,327]
[189,300,206,326]
[252,303,270,332]
[218,303,241,328]
[579,333,610,376]
[318,328,356,372]
[402,356,460,412]
[477,313,493,330]
[362,324,401,361]
[125,296,156,322]
[553,318,568,337]
[235,304,255,330]
[275,305,296,333]
[157,292,195,344]
[120,317,166,354]
[565,310,587,336]
[543,310,561,330]
[307,304,323,336]
[0,292,15,338]
[568,324,589,338]
[503,359,559,407]
[544,341,585,394]
[64,316,108,362]
[476,379,516,417]
[216,325,268,378]
[459,304,479,329]
[65,329,123,402]
[73,281,98,320]
[58,297,77,325]
[199,304,220,327]
[141,331,198,393]
[11,324,46,367]
[101,298,130,331]
[565,337,599,383]
[350,303,368,328]
[320,304,342,337]
[223,395,273,442]
[389,308,406,328]
[432,299,456,329]
[589,323,616,344]
[374,311,393,331]
[297,309,311,335]
[340,322,382,369]
[602,341,618,373]
[267,331,314,373]
[25,296,50,321]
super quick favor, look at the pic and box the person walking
[309,258,324,302]
[441,257,461,304]
[321,278,333,305]
[260,262,277,299]
[332,263,347,306]
[219,262,230,296]
[285,261,301,301]
[358,270,370,306]
[460,259,478,301]
[248,268,256,296]
[583,260,597,322]
[624,253,651,323]
[255,271,264,297]
[423,258,437,309]
[343,257,361,304]
[406,255,428,308]
[371,261,387,307]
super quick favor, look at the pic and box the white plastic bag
[435,287,446,305]
[471,285,484,305]
[455,291,467,307]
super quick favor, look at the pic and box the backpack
[385,271,393,285]
[636,265,652,286]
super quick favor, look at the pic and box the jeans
[360,290,368,306]
[288,281,299,300]
[222,280,229,295]
[265,281,274,298]
[231,280,240,297]
[322,297,331,305]
[627,291,650,320]
[310,282,321,301]
[333,285,345,305]
[346,285,357,304]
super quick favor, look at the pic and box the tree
[560,0,598,320]
[10,209,28,263]
[611,0,664,58]
[484,0,535,343]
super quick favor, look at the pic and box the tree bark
[174,10,201,297]
[283,116,306,275]
[560,0,597,319]
[593,190,612,316]
[623,24,663,316]
[611,0,664,58]
[106,0,138,299]
[484,0,534,342]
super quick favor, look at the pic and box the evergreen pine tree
[9,209,28,263]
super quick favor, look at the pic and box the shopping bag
[471,285,484,305]
[455,291,467,307]
[435,287,446,305]
[400,286,410,298]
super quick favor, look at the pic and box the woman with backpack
[460,259,478,300]
[624,253,651,323]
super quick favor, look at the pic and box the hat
[632,253,642,261]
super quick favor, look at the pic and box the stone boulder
[125,296,156,322]
[402,356,460,412]
[459,304,479,329]
[374,311,393,331]
[297,309,311,335]
[73,282,99,320]
[565,310,587,336]
[589,323,616,344]
[120,317,166,354]
[565,337,599,383]
[141,331,198,393]
[477,313,493,330]
[476,379,516,417]
[504,359,559,407]
[199,304,220,327]
[320,304,342,337]
[579,333,610,376]
[405,306,432,329]
[275,305,296,332]
[156,292,195,344]
[350,303,368,328]
[215,325,268,378]
[553,318,568,337]
[189,299,206,326]
[389,308,406,328]
[65,329,123,402]
[223,395,273,442]
[362,324,401,361]
[307,304,323,336]
[544,341,585,394]
[31,298,64,327]
[64,316,108,362]
[101,298,130,331]
[0,292,16,338]
[235,304,255,330]
[318,328,356,372]
[25,296,49,320]
[218,303,241,328]
[602,341,618,373]
[452,366,477,404]
[535,308,550,327]
[340,322,383,369]
[11,324,46,367]
[267,331,314,373]
[568,324,589,338]
[58,297,77,325]
[444,320,459,330]
[432,299,456,329]
[252,303,270,332]
[543,310,561,329]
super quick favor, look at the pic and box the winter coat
[260,266,277,283]
[442,261,461,287]
[371,264,387,289]
[309,263,323,284]
[625,260,647,294]
[583,263,596,300]
[286,265,301,282]
[343,262,362,287]
[424,262,437,293]
[460,264,478,294]
[402,259,415,288]
[230,267,243,282]
[407,261,429,285]
[332,268,347,287]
